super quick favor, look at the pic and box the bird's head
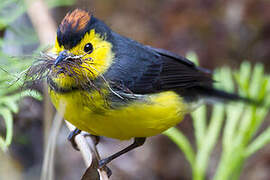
[48,9,114,90]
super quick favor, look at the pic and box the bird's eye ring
[84,43,93,54]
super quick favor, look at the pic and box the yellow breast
[49,88,189,140]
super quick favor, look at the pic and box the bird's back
[104,32,213,103]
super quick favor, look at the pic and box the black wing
[105,32,258,104]
[143,46,213,90]
[105,32,213,100]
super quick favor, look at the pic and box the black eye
[84,43,93,53]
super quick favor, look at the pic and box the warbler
[36,9,255,168]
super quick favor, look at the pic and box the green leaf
[245,126,270,157]
[0,97,19,113]
[0,136,7,152]
[186,51,199,65]
[249,63,264,99]
[0,1,26,29]
[195,104,225,179]
[46,0,75,7]
[0,108,13,150]
[235,62,251,96]
[163,127,195,168]
[20,90,43,101]
[191,105,207,149]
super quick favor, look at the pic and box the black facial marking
[57,16,112,50]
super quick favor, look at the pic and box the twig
[65,122,109,180]
[40,103,64,180]
[25,0,56,45]
[65,122,93,166]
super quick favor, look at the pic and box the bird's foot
[68,128,81,151]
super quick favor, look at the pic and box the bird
[43,9,256,169]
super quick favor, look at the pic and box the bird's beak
[54,50,68,66]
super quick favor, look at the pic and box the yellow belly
[49,89,189,140]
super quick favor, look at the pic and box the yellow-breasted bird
[41,9,256,169]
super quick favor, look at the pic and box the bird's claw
[68,128,81,151]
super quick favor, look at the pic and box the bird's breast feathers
[49,87,189,140]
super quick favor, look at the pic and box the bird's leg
[98,137,146,168]
[68,128,81,151]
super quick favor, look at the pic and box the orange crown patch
[59,9,91,33]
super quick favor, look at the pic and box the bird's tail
[196,86,261,106]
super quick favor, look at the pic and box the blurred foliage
[0,0,75,152]
[0,57,42,152]
[0,1,35,152]
[0,0,74,30]
[164,54,270,180]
